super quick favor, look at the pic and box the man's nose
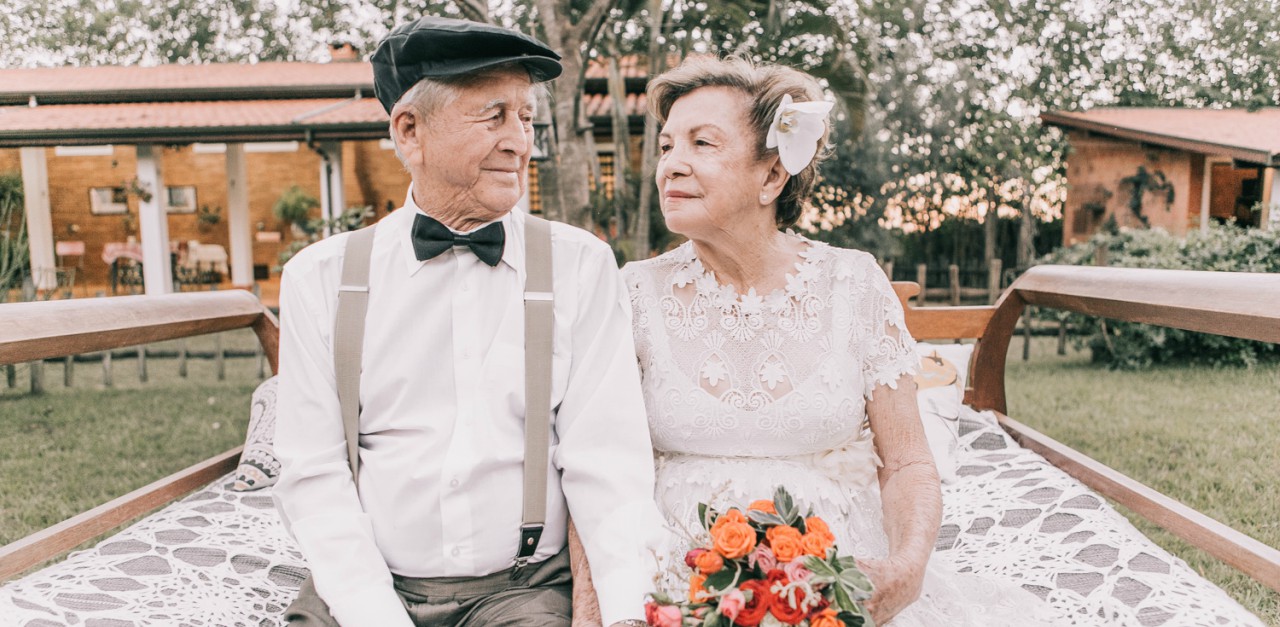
[497,115,530,156]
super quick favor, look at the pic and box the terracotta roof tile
[0,98,385,132]
[1042,107,1280,164]
[581,92,647,118]
[0,62,373,104]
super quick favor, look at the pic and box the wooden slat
[892,281,996,340]
[0,291,268,366]
[252,307,282,375]
[996,413,1280,594]
[1014,266,1280,343]
[0,447,242,581]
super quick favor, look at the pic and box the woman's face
[656,86,774,240]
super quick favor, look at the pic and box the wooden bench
[0,266,1275,624]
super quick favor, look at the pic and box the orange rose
[804,516,836,543]
[748,499,777,514]
[801,532,834,558]
[810,609,845,627]
[766,525,804,563]
[694,549,724,575]
[711,508,748,533]
[711,520,758,559]
[689,573,709,603]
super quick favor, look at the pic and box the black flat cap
[371,16,563,114]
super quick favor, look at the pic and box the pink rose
[747,543,777,572]
[645,601,682,627]
[783,558,812,584]
[719,589,747,621]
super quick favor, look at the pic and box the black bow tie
[411,213,505,267]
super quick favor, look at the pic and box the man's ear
[391,108,421,160]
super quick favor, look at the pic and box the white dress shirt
[274,194,663,627]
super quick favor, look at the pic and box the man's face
[406,70,536,223]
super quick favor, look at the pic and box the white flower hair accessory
[765,94,834,175]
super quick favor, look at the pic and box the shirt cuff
[322,581,414,627]
[593,568,650,627]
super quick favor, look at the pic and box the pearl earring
[760,194,769,204]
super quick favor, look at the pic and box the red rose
[733,579,773,626]
[769,584,809,625]
[685,548,707,569]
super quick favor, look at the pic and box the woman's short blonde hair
[647,56,831,228]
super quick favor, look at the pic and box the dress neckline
[669,237,830,313]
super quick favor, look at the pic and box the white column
[19,147,55,291]
[136,144,173,295]
[317,141,344,237]
[225,143,253,287]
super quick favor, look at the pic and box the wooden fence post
[1058,317,1068,356]
[915,264,928,305]
[23,281,44,394]
[987,259,1003,305]
[178,340,188,377]
[137,345,148,383]
[215,333,225,381]
[64,355,74,387]
[97,291,113,387]
[948,264,960,306]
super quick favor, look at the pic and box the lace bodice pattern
[623,238,1065,626]
[624,239,917,460]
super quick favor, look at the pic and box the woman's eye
[659,144,672,153]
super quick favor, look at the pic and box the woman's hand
[856,553,926,625]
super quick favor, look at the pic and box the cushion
[232,376,280,491]
[914,343,974,483]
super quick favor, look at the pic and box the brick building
[1041,108,1280,246]
[0,57,645,295]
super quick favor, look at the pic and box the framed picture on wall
[89,187,129,215]
[166,186,197,214]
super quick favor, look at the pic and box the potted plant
[273,186,320,239]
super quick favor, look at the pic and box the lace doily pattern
[232,376,280,492]
[936,408,1264,627]
[0,474,306,627]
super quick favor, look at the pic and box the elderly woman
[607,56,1059,625]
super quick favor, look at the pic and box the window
[166,186,197,214]
[528,163,543,214]
[89,187,128,215]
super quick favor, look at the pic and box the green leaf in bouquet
[832,579,857,613]
[698,503,714,530]
[649,592,674,605]
[702,609,724,627]
[746,509,787,527]
[837,567,875,601]
[834,556,859,572]
[838,608,874,627]
[704,562,743,594]
[801,555,840,583]
[772,486,800,524]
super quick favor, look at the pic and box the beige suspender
[334,215,555,570]
[335,225,376,481]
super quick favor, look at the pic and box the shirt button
[450,479,460,488]
[460,283,470,292]
[460,349,471,359]
[451,546,461,557]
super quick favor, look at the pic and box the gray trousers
[285,549,572,626]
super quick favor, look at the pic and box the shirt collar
[392,188,525,277]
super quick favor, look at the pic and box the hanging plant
[1118,166,1175,226]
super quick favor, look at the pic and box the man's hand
[569,520,605,627]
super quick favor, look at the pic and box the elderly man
[273,16,659,627]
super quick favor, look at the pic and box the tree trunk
[606,52,631,249]
[634,0,667,259]
[983,185,998,266]
[1018,177,1037,269]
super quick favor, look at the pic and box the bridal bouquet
[645,487,875,627]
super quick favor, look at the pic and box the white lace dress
[622,239,1064,626]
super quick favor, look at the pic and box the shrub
[1039,226,1280,368]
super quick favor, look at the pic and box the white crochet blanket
[0,410,1262,626]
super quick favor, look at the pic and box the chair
[53,240,85,298]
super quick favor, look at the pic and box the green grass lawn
[1,329,1276,623]
[1006,336,1280,625]
[0,328,265,546]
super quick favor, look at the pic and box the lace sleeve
[854,253,918,400]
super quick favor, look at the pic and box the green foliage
[276,205,374,269]
[272,186,320,228]
[1039,226,1280,368]
[0,172,28,300]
